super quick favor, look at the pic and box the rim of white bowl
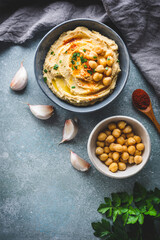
[87,115,151,179]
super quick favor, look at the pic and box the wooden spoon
[138,101,160,134]
[132,89,160,134]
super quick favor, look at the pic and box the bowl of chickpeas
[87,116,151,178]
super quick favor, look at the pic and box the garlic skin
[70,151,91,172]
[10,62,28,91]
[59,119,78,144]
[28,104,54,120]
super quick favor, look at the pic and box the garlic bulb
[28,104,54,120]
[70,151,91,172]
[10,62,28,91]
[59,119,78,144]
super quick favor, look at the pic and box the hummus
[43,27,121,106]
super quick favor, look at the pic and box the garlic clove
[28,104,54,120]
[59,119,78,144]
[10,62,28,91]
[70,151,91,172]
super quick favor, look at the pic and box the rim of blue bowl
[34,18,130,113]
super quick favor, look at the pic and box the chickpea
[127,137,136,145]
[126,132,134,138]
[136,143,145,151]
[95,65,105,73]
[106,56,114,66]
[123,125,132,134]
[104,146,110,154]
[108,122,116,131]
[134,155,142,165]
[121,134,126,139]
[95,46,105,55]
[98,132,107,141]
[105,158,113,166]
[88,60,98,69]
[96,147,104,155]
[134,135,141,143]
[109,162,118,173]
[112,129,121,138]
[106,135,115,143]
[118,162,126,171]
[102,77,112,87]
[117,136,125,145]
[98,57,107,67]
[108,152,113,158]
[99,153,108,161]
[109,143,116,151]
[117,121,127,130]
[112,152,120,161]
[128,146,136,155]
[122,145,128,152]
[135,150,142,156]
[105,67,112,76]
[93,72,103,82]
[121,152,129,160]
[114,144,123,153]
[120,158,128,164]
[96,141,105,148]
[105,130,111,136]
[128,156,134,164]
[104,50,113,58]
[125,139,129,146]
[105,141,109,146]
[87,51,98,60]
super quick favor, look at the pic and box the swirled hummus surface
[43,27,121,106]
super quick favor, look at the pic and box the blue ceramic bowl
[34,19,130,113]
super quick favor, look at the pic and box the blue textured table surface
[0,32,160,240]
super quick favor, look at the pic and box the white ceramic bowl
[87,116,151,179]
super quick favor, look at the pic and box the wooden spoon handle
[145,109,160,134]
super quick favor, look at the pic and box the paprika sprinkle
[132,89,150,110]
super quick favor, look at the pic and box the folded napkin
[0,0,160,97]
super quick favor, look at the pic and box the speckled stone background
[0,31,160,240]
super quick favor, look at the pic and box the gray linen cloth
[0,0,160,97]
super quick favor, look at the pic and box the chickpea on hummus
[43,27,121,106]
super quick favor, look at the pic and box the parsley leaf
[80,56,87,64]
[53,64,59,70]
[98,204,111,214]
[43,77,47,82]
[44,69,47,73]
[112,193,121,207]
[87,70,92,75]
[92,219,111,238]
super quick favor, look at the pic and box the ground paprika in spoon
[132,89,150,110]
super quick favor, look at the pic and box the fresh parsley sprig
[92,182,160,240]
